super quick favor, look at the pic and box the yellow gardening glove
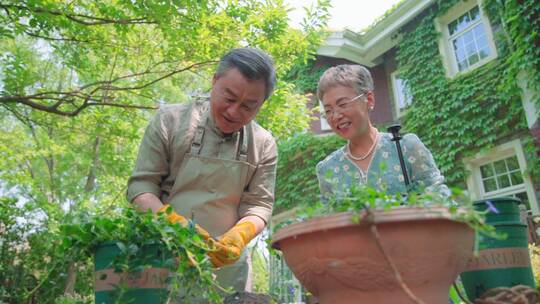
[157,205,211,241]
[207,221,256,268]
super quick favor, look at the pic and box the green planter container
[94,242,171,304]
[460,197,535,300]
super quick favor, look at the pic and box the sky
[287,0,403,31]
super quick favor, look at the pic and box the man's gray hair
[216,48,276,101]
[317,64,374,101]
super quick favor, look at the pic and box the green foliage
[274,133,345,213]
[0,1,332,302]
[0,196,223,303]
[282,59,330,93]
[251,244,269,294]
[483,0,540,113]
[0,0,331,139]
[277,185,496,240]
[59,205,223,302]
[395,0,540,185]
[0,196,80,303]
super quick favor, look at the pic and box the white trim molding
[317,0,436,67]
[435,0,498,77]
[464,139,539,214]
[517,70,540,128]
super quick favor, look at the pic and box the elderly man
[126,47,277,294]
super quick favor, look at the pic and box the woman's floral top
[316,132,449,204]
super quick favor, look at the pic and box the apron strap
[237,126,248,162]
[190,124,205,155]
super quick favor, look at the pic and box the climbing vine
[396,0,540,186]
[274,0,540,212]
[282,59,330,93]
[274,133,344,214]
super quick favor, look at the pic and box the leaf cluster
[275,184,498,245]
[58,205,225,303]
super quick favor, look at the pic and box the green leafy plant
[277,182,496,241]
[58,206,226,303]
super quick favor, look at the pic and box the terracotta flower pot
[271,207,475,304]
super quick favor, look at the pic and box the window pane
[493,159,507,174]
[453,37,469,71]
[453,38,466,60]
[455,47,466,62]
[459,12,471,30]
[463,30,475,45]
[480,164,494,178]
[458,60,468,71]
[448,20,458,36]
[483,177,497,192]
[396,78,406,108]
[465,41,477,54]
[394,76,412,109]
[478,45,490,60]
[473,24,487,40]
[470,6,480,22]
[473,25,490,60]
[507,156,520,170]
[497,174,511,188]
[510,171,524,185]
[468,53,480,65]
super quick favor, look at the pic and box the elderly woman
[316,64,448,203]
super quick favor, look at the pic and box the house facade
[310,0,540,213]
[270,0,540,301]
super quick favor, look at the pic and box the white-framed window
[319,100,331,131]
[465,139,539,213]
[391,72,412,117]
[435,0,497,77]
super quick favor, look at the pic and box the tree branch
[23,29,94,43]
[0,3,157,26]
[0,61,216,116]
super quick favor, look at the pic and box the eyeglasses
[321,93,366,119]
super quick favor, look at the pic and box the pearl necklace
[347,132,379,161]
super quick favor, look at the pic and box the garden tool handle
[387,124,411,189]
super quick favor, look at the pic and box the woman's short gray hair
[317,64,374,101]
[215,47,276,101]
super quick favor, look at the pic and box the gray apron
[167,106,255,296]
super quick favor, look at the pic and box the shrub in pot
[271,187,494,304]
[59,206,226,303]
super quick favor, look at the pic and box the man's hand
[157,205,211,241]
[207,221,256,268]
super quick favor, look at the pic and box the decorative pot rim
[271,206,462,249]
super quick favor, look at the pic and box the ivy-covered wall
[273,0,540,213]
[396,0,540,187]
[274,133,344,214]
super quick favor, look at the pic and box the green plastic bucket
[94,242,171,304]
[460,197,535,300]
